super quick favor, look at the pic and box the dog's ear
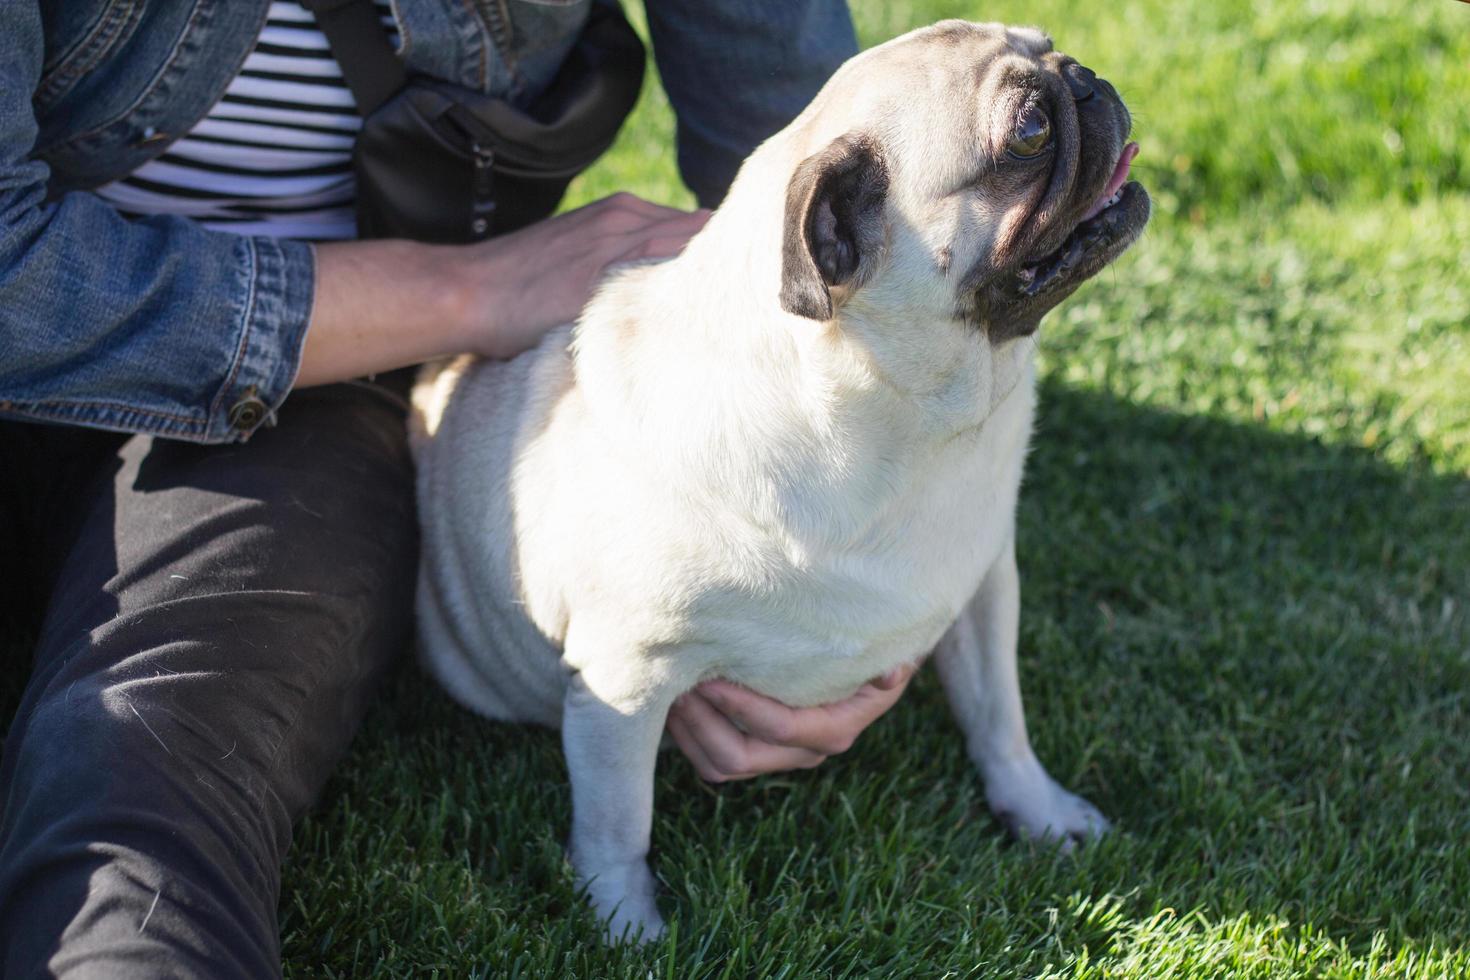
[779,133,889,321]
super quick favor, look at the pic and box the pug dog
[410,20,1149,943]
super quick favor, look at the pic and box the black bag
[305,0,645,243]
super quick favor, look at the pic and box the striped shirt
[94,2,398,242]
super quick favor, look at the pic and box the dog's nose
[1065,62,1096,102]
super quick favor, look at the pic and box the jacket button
[228,394,268,431]
[134,126,170,148]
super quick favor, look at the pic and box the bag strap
[301,0,407,116]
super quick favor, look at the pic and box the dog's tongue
[1081,142,1139,221]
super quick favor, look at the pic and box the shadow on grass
[1008,379,1469,962]
[2,379,1444,976]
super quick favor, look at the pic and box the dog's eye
[1006,107,1052,159]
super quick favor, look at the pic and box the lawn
[273,1,1470,976]
[23,0,1470,976]
[266,3,1470,975]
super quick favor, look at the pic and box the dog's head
[776,21,1149,343]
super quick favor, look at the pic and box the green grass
[275,1,1470,975]
[10,0,1467,976]
[271,2,1470,973]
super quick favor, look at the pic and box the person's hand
[454,192,711,359]
[665,663,918,782]
[299,192,706,388]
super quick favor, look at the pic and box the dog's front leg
[561,657,673,944]
[935,536,1110,848]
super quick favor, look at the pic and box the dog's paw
[983,758,1110,851]
[573,855,666,945]
[601,900,666,946]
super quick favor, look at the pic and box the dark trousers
[0,381,418,978]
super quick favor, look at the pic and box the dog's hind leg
[934,535,1110,849]
[560,649,674,944]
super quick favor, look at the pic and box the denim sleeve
[644,0,858,208]
[0,3,315,444]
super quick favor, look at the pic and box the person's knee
[10,675,284,833]
[0,681,285,980]
[27,572,402,825]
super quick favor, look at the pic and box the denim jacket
[0,0,855,443]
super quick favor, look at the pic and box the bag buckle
[471,143,496,239]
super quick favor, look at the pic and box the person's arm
[644,0,858,207]
[296,195,708,386]
[0,1,703,442]
[0,1,313,443]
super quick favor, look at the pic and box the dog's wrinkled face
[779,21,1150,342]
